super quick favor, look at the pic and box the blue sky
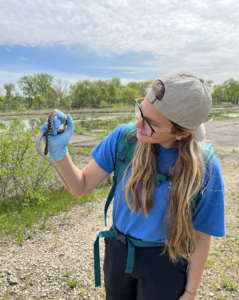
[0,0,239,93]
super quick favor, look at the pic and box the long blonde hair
[124,80,206,264]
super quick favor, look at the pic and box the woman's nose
[135,117,144,129]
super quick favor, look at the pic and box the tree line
[0,74,238,111]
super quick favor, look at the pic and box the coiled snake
[36,109,69,191]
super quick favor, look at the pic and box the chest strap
[94,224,165,287]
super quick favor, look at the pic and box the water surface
[0,109,239,131]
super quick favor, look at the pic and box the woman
[40,71,225,300]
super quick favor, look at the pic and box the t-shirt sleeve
[192,154,226,237]
[91,124,127,174]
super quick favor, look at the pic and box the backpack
[94,122,214,287]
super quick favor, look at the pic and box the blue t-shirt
[91,124,226,243]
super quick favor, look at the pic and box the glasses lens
[135,102,141,120]
[135,101,152,137]
[143,120,152,137]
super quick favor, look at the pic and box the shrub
[74,122,84,135]
[99,100,108,108]
[0,117,61,205]
[17,106,27,111]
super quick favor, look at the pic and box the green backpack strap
[94,225,161,287]
[104,122,137,226]
[189,142,214,213]
[104,122,171,225]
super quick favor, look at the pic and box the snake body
[36,109,69,191]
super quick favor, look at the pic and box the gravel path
[0,197,112,300]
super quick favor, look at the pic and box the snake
[36,109,69,191]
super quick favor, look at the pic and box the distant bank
[0,104,239,117]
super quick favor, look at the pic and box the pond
[0,112,136,133]
[0,109,239,132]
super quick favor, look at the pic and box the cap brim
[193,124,205,142]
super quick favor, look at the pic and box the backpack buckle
[116,153,126,163]
[116,232,127,244]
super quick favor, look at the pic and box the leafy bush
[74,122,84,135]
[17,106,27,111]
[0,117,61,205]
[99,100,108,108]
[0,122,7,129]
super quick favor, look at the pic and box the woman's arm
[54,152,110,197]
[181,230,211,299]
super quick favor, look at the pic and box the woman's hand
[178,291,196,300]
[40,113,74,161]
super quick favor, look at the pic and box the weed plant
[66,277,80,288]
[0,184,110,238]
[74,122,84,135]
[0,117,111,238]
[68,146,94,156]
[98,115,136,140]
[0,117,61,205]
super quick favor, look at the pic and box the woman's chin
[137,131,148,141]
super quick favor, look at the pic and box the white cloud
[20,58,28,60]
[1,0,238,55]
[0,0,238,82]
[5,47,11,51]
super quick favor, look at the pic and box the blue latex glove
[40,113,74,161]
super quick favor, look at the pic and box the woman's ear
[175,131,192,140]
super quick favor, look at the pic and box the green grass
[205,257,215,269]
[68,146,95,156]
[220,273,239,291]
[66,277,80,288]
[16,234,24,246]
[98,116,136,140]
[74,122,85,135]
[0,183,111,239]
[2,293,9,300]
[208,114,239,121]
[63,269,70,278]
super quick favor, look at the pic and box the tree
[111,77,122,90]
[10,100,20,110]
[108,82,118,106]
[212,84,224,104]
[205,80,214,93]
[0,95,4,111]
[121,87,139,108]
[33,73,54,99]
[33,95,46,110]
[17,75,36,109]
[53,78,68,107]
[70,80,92,108]
[101,87,109,105]
[138,80,153,97]
[127,81,140,90]
[88,84,101,107]
[10,92,23,110]
[222,78,239,104]
[93,80,110,107]
[46,88,58,109]
[3,83,15,111]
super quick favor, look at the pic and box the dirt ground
[203,118,239,149]
[68,118,239,150]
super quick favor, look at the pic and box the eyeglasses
[135,98,173,137]
[135,99,155,137]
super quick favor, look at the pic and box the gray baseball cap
[147,71,212,142]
